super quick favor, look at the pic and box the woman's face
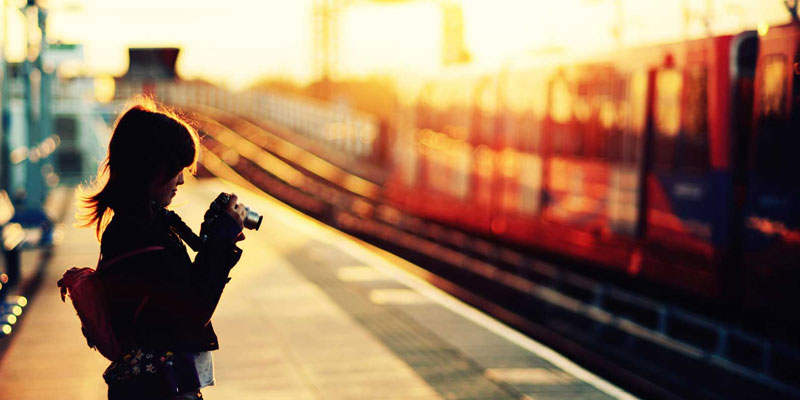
[150,170,185,207]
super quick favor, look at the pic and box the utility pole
[581,0,624,49]
[32,2,53,210]
[682,0,714,39]
[611,0,623,49]
[17,0,51,211]
[786,0,799,21]
[441,1,469,64]
[1,0,10,193]
[313,0,342,84]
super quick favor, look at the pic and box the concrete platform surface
[0,177,638,400]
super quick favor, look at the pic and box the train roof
[502,33,747,74]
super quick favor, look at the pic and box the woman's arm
[101,216,242,332]
[129,245,239,330]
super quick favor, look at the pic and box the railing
[114,81,381,162]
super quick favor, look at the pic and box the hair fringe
[74,161,113,241]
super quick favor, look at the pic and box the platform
[0,177,637,400]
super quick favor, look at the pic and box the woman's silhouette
[79,97,247,400]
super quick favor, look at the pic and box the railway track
[189,105,800,400]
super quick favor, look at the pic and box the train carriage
[744,22,800,320]
[637,33,757,298]
[537,62,636,268]
[388,71,486,228]
[386,30,763,304]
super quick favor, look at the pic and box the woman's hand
[225,194,247,241]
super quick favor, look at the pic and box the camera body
[204,193,263,232]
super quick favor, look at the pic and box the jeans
[108,382,202,400]
[174,391,203,400]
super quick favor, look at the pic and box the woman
[79,98,247,399]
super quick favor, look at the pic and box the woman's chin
[161,192,177,206]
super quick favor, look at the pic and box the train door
[725,31,759,303]
[642,43,724,296]
[742,23,800,319]
[608,68,648,238]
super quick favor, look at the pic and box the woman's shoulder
[101,214,161,257]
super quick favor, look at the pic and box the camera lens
[243,207,262,230]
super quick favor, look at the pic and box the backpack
[57,246,164,361]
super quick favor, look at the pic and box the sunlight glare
[94,74,116,103]
[758,21,770,36]
[23,0,797,87]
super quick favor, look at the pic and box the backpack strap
[101,245,166,268]
[100,246,165,322]
[59,246,166,302]
[133,294,150,322]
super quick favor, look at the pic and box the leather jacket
[98,208,242,353]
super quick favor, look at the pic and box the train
[384,22,798,324]
[117,24,798,327]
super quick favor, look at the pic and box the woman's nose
[177,172,185,185]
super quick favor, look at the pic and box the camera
[205,192,263,231]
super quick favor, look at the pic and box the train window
[758,54,788,118]
[680,66,709,170]
[752,53,800,180]
[655,69,682,137]
[550,75,572,124]
[596,98,615,160]
[617,71,648,165]
[577,80,608,160]
[510,79,544,155]
[652,66,710,172]
[54,117,77,144]
[683,67,708,137]
[526,113,543,154]
[574,83,592,123]
[473,78,498,145]
[593,75,624,160]
[653,69,682,169]
[599,100,616,130]
[550,73,583,157]
[628,71,648,135]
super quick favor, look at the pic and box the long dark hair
[78,96,200,240]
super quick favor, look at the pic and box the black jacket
[98,209,241,353]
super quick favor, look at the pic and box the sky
[0,0,792,88]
